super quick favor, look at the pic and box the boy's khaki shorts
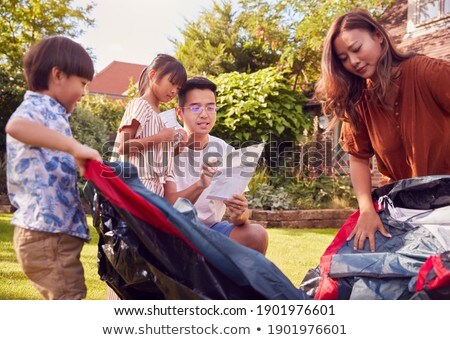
[13,227,87,300]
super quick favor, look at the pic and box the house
[381,0,450,60]
[87,61,146,100]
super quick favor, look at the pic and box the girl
[315,9,450,252]
[109,54,187,299]
[112,54,187,196]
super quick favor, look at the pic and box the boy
[165,77,268,254]
[5,36,102,299]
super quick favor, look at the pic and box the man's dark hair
[178,77,217,107]
[23,36,94,91]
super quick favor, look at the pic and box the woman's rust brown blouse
[340,55,450,182]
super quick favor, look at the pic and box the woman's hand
[347,208,391,252]
[347,155,391,252]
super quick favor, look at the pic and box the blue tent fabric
[301,175,450,300]
[84,161,308,300]
[85,161,450,300]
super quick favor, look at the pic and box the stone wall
[249,209,356,229]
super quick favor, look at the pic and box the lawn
[0,213,107,300]
[0,213,337,300]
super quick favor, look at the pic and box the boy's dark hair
[23,36,94,91]
[178,77,217,107]
[138,54,187,96]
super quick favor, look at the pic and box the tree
[0,0,94,158]
[174,0,394,87]
[174,0,287,76]
[172,0,237,76]
[0,0,94,77]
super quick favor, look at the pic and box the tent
[301,176,450,300]
[84,161,450,299]
[83,160,308,299]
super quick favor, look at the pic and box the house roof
[87,61,147,100]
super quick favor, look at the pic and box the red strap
[416,255,450,292]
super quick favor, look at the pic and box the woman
[315,9,450,251]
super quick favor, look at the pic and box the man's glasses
[182,105,217,114]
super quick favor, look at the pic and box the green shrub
[70,108,109,154]
[247,166,270,195]
[78,94,126,135]
[247,166,357,210]
[247,183,295,210]
[69,108,110,195]
[286,174,356,209]
[213,67,311,145]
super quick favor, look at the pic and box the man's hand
[224,194,249,225]
[198,162,217,189]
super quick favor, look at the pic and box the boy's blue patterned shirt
[6,91,90,241]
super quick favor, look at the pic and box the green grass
[0,213,108,300]
[265,228,336,286]
[0,213,337,299]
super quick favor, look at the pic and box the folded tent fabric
[309,175,450,300]
[84,160,308,300]
[84,160,450,300]
[413,251,450,299]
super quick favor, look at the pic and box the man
[165,77,268,255]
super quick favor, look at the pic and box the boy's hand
[71,143,102,177]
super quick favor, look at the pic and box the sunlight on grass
[1,213,337,299]
[266,228,336,287]
[0,214,107,300]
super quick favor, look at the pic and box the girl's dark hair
[138,54,187,96]
[23,36,94,91]
[315,9,413,132]
[178,77,217,107]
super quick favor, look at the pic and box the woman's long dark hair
[315,9,413,132]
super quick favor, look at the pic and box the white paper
[159,108,183,130]
[206,143,265,201]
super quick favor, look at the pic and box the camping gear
[84,160,308,300]
[301,175,450,300]
[84,161,449,299]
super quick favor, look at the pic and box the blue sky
[73,0,238,73]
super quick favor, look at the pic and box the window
[416,0,450,25]
[407,0,450,35]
